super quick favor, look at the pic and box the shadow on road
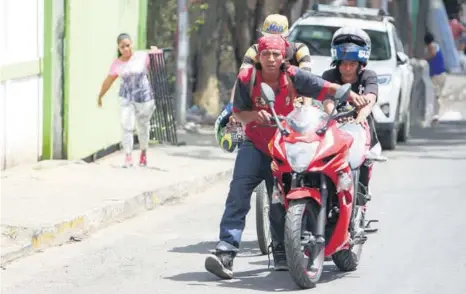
[167,241,353,292]
[165,263,351,292]
[169,240,262,257]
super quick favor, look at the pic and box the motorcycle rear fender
[286,187,321,205]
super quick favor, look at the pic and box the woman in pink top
[98,33,161,167]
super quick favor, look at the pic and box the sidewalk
[0,130,236,267]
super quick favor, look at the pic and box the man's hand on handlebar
[349,92,371,108]
[255,110,272,124]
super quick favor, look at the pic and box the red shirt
[232,66,330,156]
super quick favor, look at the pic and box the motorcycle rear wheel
[331,205,365,271]
[332,169,365,271]
[285,199,325,289]
[255,181,271,255]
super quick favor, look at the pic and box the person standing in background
[424,32,447,125]
[449,13,466,51]
[98,33,160,167]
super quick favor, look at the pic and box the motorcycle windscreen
[286,105,329,134]
[284,106,328,173]
[339,123,368,169]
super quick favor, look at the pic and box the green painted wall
[42,0,53,159]
[65,0,142,159]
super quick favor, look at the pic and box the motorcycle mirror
[260,82,289,136]
[260,83,276,106]
[334,83,351,103]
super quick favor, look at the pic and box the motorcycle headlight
[284,141,320,173]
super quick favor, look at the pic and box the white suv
[288,4,414,150]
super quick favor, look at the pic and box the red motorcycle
[259,83,383,289]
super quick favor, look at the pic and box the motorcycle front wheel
[255,181,271,255]
[285,199,325,289]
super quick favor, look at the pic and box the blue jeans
[216,140,286,252]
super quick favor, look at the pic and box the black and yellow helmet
[214,103,244,153]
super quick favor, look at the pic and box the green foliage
[188,2,209,34]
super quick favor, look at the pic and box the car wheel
[380,126,397,150]
[397,110,410,143]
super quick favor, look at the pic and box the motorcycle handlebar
[252,115,285,128]
[333,108,357,121]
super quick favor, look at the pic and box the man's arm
[288,66,365,107]
[362,70,378,106]
[292,43,313,105]
[287,66,340,101]
[232,70,259,124]
[354,70,378,123]
[294,43,312,71]
[320,69,338,113]
[239,44,259,70]
[425,43,437,60]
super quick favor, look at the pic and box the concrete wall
[0,0,44,170]
[65,0,144,160]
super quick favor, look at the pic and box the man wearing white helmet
[321,26,380,211]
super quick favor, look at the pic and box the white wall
[0,0,44,170]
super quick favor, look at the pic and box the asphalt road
[2,122,466,294]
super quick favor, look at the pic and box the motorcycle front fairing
[269,106,356,255]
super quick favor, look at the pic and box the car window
[288,25,392,61]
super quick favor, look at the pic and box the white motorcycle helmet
[330,27,372,67]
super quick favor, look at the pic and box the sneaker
[205,251,235,279]
[139,151,147,166]
[271,243,287,271]
[123,154,133,168]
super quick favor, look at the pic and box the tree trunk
[234,0,254,67]
[280,0,299,23]
[192,0,224,115]
[413,0,430,59]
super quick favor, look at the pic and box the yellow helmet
[259,14,289,36]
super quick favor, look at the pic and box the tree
[192,0,225,116]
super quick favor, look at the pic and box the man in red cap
[205,35,369,279]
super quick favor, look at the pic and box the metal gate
[147,50,179,145]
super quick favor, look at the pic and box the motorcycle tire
[332,169,365,271]
[255,181,271,255]
[285,199,325,289]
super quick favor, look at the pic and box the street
[2,122,466,294]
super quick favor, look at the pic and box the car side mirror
[396,52,408,65]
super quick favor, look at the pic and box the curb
[0,167,233,268]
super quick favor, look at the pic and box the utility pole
[175,0,189,127]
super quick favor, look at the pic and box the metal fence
[147,51,180,145]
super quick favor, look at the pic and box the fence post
[175,0,189,127]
